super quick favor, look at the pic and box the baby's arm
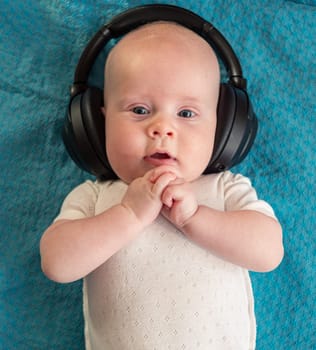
[40,167,176,283]
[161,180,283,272]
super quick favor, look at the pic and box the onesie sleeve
[222,171,277,219]
[54,180,100,222]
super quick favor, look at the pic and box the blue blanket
[1,1,315,349]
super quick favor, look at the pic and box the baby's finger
[162,193,174,208]
[151,172,177,196]
[148,166,180,183]
[162,184,184,204]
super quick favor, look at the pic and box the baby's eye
[132,106,149,115]
[178,109,196,118]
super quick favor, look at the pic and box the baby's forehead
[107,21,218,66]
[116,21,210,48]
[126,21,196,38]
[104,21,220,93]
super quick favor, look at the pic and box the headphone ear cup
[63,87,116,178]
[205,83,258,173]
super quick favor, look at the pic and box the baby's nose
[147,117,175,138]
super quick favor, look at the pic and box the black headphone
[63,4,258,180]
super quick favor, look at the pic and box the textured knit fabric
[55,172,276,349]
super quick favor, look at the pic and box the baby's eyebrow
[117,95,150,106]
[114,93,211,110]
[177,96,203,104]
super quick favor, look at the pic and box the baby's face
[103,23,220,184]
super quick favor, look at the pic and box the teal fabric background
[1,0,315,349]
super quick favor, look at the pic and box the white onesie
[55,171,277,350]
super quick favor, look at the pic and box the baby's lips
[144,152,178,168]
[150,152,172,160]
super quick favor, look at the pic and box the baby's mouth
[144,152,177,166]
[150,152,172,159]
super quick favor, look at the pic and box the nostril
[149,125,174,138]
[151,130,173,137]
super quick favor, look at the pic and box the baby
[40,21,283,349]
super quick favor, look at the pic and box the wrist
[117,203,150,232]
[180,204,201,235]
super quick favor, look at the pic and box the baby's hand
[121,167,177,227]
[161,180,198,228]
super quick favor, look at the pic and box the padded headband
[70,4,247,98]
